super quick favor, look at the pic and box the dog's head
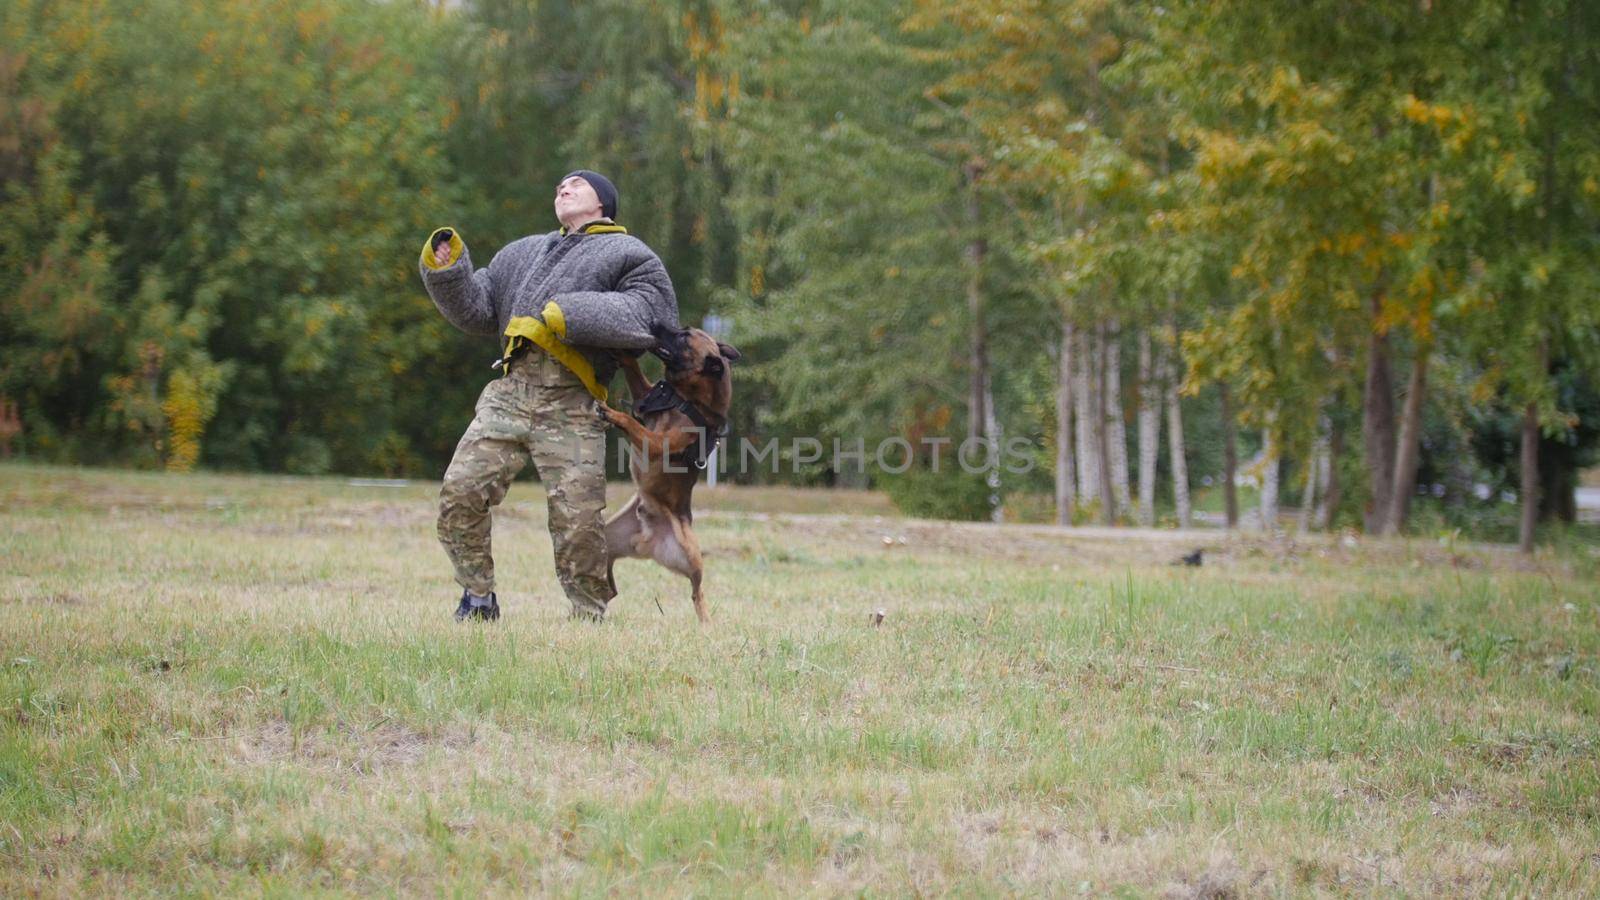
[650,322,740,411]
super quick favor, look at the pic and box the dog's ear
[717,341,741,362]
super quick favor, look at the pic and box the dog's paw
[594,401,623,428]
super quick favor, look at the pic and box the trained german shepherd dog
[596,324,739,623]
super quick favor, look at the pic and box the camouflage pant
[437,348,614,619]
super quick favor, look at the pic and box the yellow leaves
[694,69,710,122]
[1193,132,1252,185]
[162,371,204,472]
[1261,158,1293,186]
[682,9,726,60]
[884,266,901,279]
[1401,95,1449,128]
[1264,65,1305,108]
[1401,94,1476,153]
[295,8,329,43]
[1491,151,1531,195]
[749,265,764,297]
[1401,94,1469,129]
[1444,125,1475,154]
[1266,287,1296,320]
[1367,294,1402,336]
[1089,33,1120,68]
[1470,370,1501,405]
[1319,232,1367,256]
[1399,269,1440,342]
[1361,245,1388,272]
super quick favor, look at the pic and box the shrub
[878,466,999,521]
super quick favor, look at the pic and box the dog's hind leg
[673,520,708,624]
[604,495,648,561]
[644,517,708,623]
[668,515,707,621]
[689,569,707,624]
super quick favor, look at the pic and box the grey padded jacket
[418,220,679,399]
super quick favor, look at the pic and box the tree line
[1,0,1595,548]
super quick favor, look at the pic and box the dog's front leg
[596,404,699,464]
[615,353,652,406]
[596,402,649,445]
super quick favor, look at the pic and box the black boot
[454,590,500,622]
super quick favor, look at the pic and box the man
[418,170,679,622]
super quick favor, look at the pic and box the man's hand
[432,230,454,267]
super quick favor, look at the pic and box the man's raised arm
[418,227,499,336]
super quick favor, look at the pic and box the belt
[492,340,581,388]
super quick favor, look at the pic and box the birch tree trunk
[1105,320,1132,521]
[1074,327,1100,506]
[1055,319,1077,525]
[1160,321,1191,528]
[1306,416,1331,532]
[1136,329,1160,526]
[1320,420,1344,531]
[983,373,1002,523]
[963,161,989,449]
[1260,419,1280,533]
[1220,382,1240,529]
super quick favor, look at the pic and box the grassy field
[3,463,1598,896]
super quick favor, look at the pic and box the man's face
[554,175,604,226]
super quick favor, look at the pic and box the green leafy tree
[715,2,1033,490]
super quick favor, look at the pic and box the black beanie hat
[562,169,618,220]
